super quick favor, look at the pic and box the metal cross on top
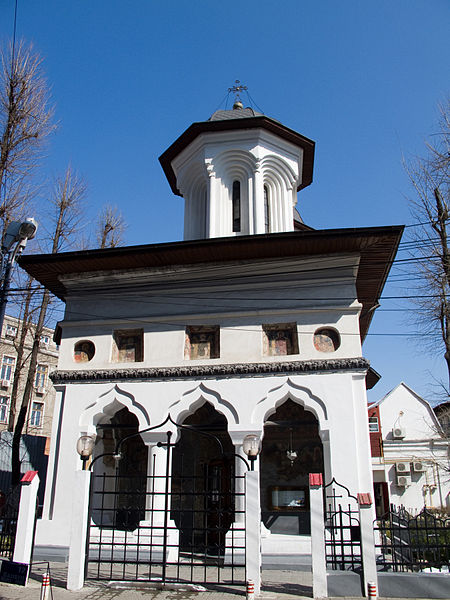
[228,79,247,102]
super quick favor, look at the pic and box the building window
[264,185,270,233]
[112,329,143,362]
[0,356,15,383]
[74,340,95,362]
[369,417,379,432]
[40,335,50,345]
[0,396,9,424]
[262,323,299,356]
[232,180,241,232]
[313,328,341,352]
[184,326,220,359]
[5,324,17,339]
[35,364,48,391]
[30,401,44,428]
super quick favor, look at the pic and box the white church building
[20,102,403,589]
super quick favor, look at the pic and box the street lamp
[0,218,38,333]
[243,434,260,471]
[76,434,96,470]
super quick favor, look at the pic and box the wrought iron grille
[324,479,362,571]
[374,505,449,572]
[86,421,247,586]
[0,484,21,560]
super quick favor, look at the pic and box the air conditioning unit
[1,380,10,389]
[413,461,426,473]
[395,461,411,473]
[392,426,406,439]
[397,475,411,487]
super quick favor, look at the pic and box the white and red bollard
[368,581,377,599]
[246,578,255,599]
[40,571,50,600]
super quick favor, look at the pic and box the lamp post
[0,218,38,333]
[243,434,260,471]
[76,435,96,470]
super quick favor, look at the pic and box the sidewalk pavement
[0,562,315,600]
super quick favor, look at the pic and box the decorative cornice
[50,357,370,384]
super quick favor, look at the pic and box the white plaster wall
[56,254,362,371]
[36,368,371,550]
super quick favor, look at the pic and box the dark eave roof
[19,226,403,341]
[159,116,315,196]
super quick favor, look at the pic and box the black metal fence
[324,479,362,571]
[86,470,246,585]
[375,505,449,572]
[0,484,21,560]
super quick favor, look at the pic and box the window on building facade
[232,180,241,232]
[74,340,95,362]
[264,185,270,233]
[40,334,50,345]
[262,323,299,356]
[5,324,17,339]
[0,396,9,424]
[184,326,220,359]
[0,356,15,383]
[35,364,48,391]
[369,416,379,432]
[112,329,143,362]
[30,401,44,428]
[313,328,341,352]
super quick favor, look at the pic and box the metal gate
[0,484,21,560]
[85,416,247,585]
[324,479,362,571]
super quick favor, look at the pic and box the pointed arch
[252,378,328,429]
[169,382,239,426]
[79,384,150,433]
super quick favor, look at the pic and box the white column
[309,473,327,599]
[207,165,218,238]
[67,470,91,590]
[245,470,261,595]
[13,471,40,566]
[358,494,378,598]
[253,164,264,233]
[139,433,179,562]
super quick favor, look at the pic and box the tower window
[232,181,241,232]
[264,186,270,233]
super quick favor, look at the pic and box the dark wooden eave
[18,226,403,341]
[159,116,316,196]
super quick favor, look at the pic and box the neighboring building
[20,103,403,569]
[0,315,58,498]
[369,383,449,516]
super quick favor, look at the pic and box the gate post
[357,493,378,598]
[309,473,327,599]
[67,470,91,590]
[13,471,39,565]
[245,470,261,595]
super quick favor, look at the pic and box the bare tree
[405,100,450,391]
[96,204,126,248]
[0,40,54,233]
[10,166,85,485]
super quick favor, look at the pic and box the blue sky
[1,0,449,403]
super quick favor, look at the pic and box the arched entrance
[171,402,235,556]
[91,407,147,530]
[260,399,324,535]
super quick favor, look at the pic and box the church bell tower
[159,99,315,240]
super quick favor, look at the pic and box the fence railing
[0,484,21,560]
[374,505,449,572]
